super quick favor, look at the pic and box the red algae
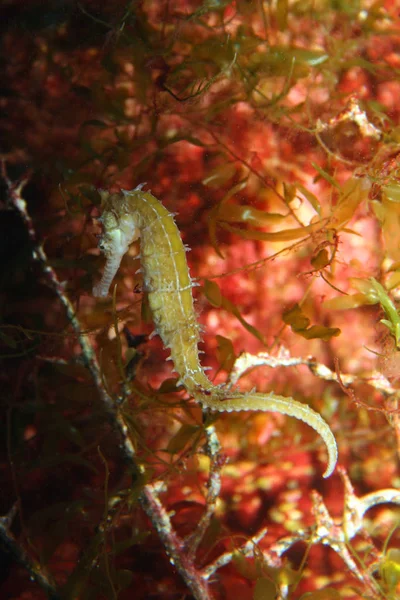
[2,1,400,599]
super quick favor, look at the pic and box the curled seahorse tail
[200,392,337,478]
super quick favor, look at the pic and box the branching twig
[229,348,400,400]
[140,483,213,600]
[185,417,226,560]
[205,466,400,598]
[202,526,269,579]
[0,505,59,600]
[2,164,214,600]
[265,467,400,598]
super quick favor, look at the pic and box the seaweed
[2,0,400,598]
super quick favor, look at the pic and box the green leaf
[383,183,400,203]
[116,569,134,590]
[166,424,200,454]
[216,335,236,372]
[199,516,222,552]
[253,577,277,600]
[202,163,236,187]
[368,278,400,347]
[81,119,109,128]
[311,248,330,270]
[204,279,222,307]
[205,287,265,344]
[323,293,371,311]
[160,134,208,149]
[283,304,310,331]
[331,179,366,228]
[250,46,328,79]
[158,377,183,393]
[207,180,248,257]
[232,550,257,580]
[283,304,340,341]
[296,183,321,215]
[380,548,400,590]
[276,0,288,31]
[208,202,225,258]
[311,163,341,189]
[299,325,341,341]
[221,220,322,242]
[219,204,288,226]
[54,362,92,381]
[287,47,328,66]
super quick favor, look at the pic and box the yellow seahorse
[93,185,338,477]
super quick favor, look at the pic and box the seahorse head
[93,191,141,298]
[96,189,141,256]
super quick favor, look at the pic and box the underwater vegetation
[1,0,400,598]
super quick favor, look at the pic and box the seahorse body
[93,186,338,477]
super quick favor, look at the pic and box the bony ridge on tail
[93,184,338,478]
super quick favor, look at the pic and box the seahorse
[93,185,338,477]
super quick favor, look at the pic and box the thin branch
[2,164,214,600]
[185,417,226,560]
[228,348,400,400]
[140,484,213,600]
[205,466,400,597]
[202,526,269,579]
[0,505,59,600]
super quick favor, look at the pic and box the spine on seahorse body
[93,185,338,478]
